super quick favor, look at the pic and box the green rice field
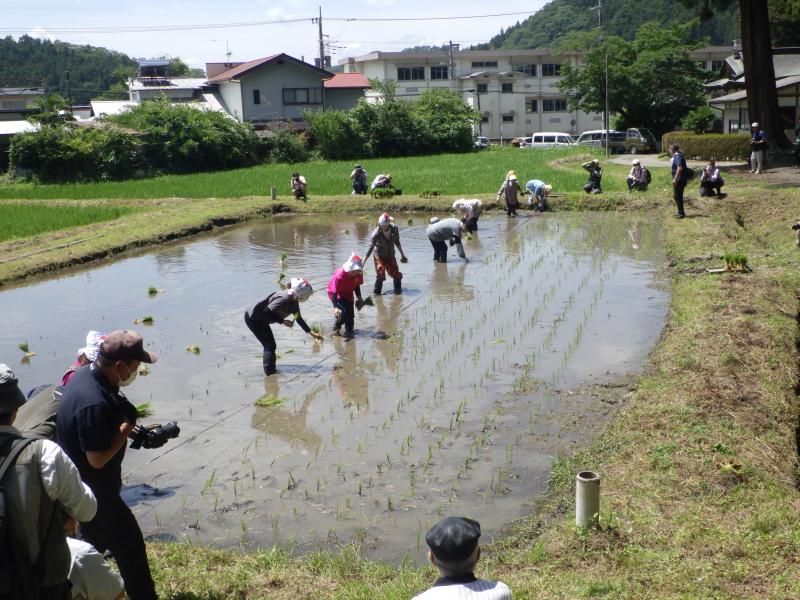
[0,204,139,242]
[0,148,634,200]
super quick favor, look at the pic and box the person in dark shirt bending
[244,278,323,376]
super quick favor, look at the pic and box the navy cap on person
[98,330,158,364]
[425,516,481,562]
[0,364,27,413]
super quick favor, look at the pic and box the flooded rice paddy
[1,212,669,562]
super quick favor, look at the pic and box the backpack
[684,166,696,180]
[643,168,652,185]
[0,436,38,598]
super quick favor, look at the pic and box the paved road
[608,154,747,169]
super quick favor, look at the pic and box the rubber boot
[262,351,277,376]
[374,278,383,295]
[393,278,402,295]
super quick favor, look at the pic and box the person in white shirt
[412,516,512,600]
[67,536,125,599]
[699,159,725,198]
[626,159,648,191]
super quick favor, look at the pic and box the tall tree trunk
[740,0,790,149]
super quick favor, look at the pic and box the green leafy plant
[723,252,749,272]
[134,315,154,325]
[255,394,285,407]
[185,345,201,353]
[136,402,153,418]
[18,342,35,356]
[147,286,159,296]
[362,296,375,307]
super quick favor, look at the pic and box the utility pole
[317,6,325,69]
[593,0,610,157]
[65,70,72,111]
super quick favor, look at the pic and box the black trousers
[464,218,478,233]
[82,493,156,600]
[673,181,687,216]
[331,296,355,334]
[700,180,723,196]
[244,312,277,374]
[430,238,448,262]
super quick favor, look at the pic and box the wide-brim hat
[506,170,518,181]
[544,184,553,192]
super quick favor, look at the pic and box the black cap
[425,516,481,562]
[0,364,27,413]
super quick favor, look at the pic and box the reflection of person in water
[331,336,370,413]
[374,294,404,373]
[250,379,322,452]
[627,221,643,250]
[430,262,474,303]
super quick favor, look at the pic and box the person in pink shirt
[327,253,365,338]
[62,331,105,386]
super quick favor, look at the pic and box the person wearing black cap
[56,330,159,600]
[0,363,98,598]
[413,516,511,599]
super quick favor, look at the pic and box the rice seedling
[279,251,288,263]
[343,228,351,234]
[362,296,375,307]
[147,286,159,296]
[255,394,285,407]
[18,342,35,357]
[202,469,217,493]
[133,315,154,325]
[136,403,153,418]
[185,345,201,353]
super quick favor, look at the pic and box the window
[542,63,561,77]
[481,115,489,123]
[253,89,261,105]
[397,66,425,80]
[513,64,537,76]
[501,82,513,93]
[502,115,514,123]
[542,98,567,112]
[476,83,488,93]
[728,120,739,134]
[430,66,449,80]
[282,87,323,105]
[525,99,538,113]
[471,61,498,68]
[710,59,724,72]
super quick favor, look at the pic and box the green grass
[0,203,138,242]
[0,148,629,200]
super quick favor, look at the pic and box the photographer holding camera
[57,330,164,600]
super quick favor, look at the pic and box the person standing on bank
[56,330,159,600]
[496,171,522,217]
[524,179,552,212]
[427,217,468,263]
[412,516,512,600]
[245,278,323,376]
[364,212,408,295]
[327,254,365,338]
[749,122,768,174]
[0,364,98,599]
[669,143,688,219]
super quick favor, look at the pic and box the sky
[2,0,550,69]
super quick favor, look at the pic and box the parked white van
[520,132,574,149]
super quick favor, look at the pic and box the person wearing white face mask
[56,330,159,600]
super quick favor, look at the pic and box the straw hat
[506,170,518,181]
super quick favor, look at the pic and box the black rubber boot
[262,351,277,376]
[393,278,402,294]
[374,278,383,295]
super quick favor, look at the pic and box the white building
[340,46,731,140]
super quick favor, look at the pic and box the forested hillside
[478,0,740,49]
[0,36,136,104]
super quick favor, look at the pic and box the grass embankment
[0,147,628,200]
[0,203,139,242]
[0,148,638,286]
[143,171,800,598]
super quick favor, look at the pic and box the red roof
[207,53,330,83]
[323,73,370,89]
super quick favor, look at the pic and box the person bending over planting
[327,254,365,338]
[453,199,483,232]
[427,217,468,263]
[524,179,552,212]
[364,212,408,295]
[244,278,322,376]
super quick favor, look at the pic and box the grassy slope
[141,172,800,599]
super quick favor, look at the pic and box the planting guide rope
[123,214,534,478]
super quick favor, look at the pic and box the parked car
[474,136,490,148]
[521,132,574,149]
[623,128,658,153]
[576,130,628,153]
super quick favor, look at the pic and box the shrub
[263,130,309,164]
[10,125,144,182]
[661,131,751,160]
[304,109,363,160]
[681,106,718,134]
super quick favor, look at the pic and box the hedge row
[661,131,751,160]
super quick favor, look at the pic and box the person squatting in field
[453,199,483,232]
[363,212,409,296]
[350,164,368,195]
[426,217,468,263]
[244,278,323,375]
[327,253,365,338]
[496,171,523,216]
[524,180,552,212]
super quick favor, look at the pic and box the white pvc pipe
[575,471,601,528]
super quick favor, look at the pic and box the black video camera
[129,421,180,450]
[791,223,800,231]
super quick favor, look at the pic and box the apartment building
[340,46,731,140]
